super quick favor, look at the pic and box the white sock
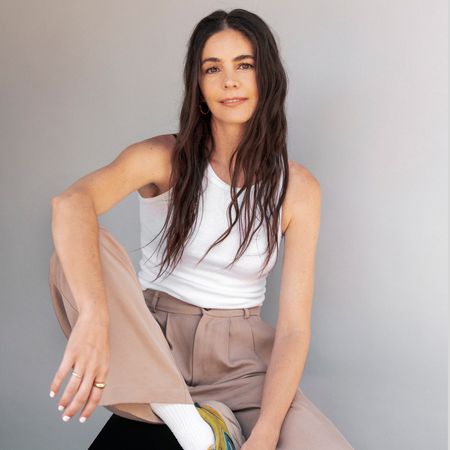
[150,402,215,450]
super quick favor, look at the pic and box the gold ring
[71,370,82,379]
[93,381,106,389]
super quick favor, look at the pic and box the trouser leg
[48,225,193,424]
[233,386,354,449]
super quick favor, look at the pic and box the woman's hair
[146,8,289,281]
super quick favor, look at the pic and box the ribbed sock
[150,402,215,450]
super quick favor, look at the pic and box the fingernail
[62,415,71,422]
[58,405,64,411]
[49,391,55,398]
[79,417,87,423]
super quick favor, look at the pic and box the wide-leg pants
[48,225,354,449]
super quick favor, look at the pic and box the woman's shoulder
[287,159,320,189]
[282,159,321,233]
[138,133,176,154]
[135,133,177,198]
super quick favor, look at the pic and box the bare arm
[49,135,172,422]
[245,162,322,448]
[50,136,170,320]
[51,194,108,320]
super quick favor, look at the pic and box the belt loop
[243,308,250,319]
[150,291,160,313]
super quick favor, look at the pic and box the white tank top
[136,161,284,308]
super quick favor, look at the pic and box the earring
[199,101,210,115]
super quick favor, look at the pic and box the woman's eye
[205,63,254,74]
[239,63,254,69]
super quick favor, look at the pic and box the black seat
[89,413,183,449]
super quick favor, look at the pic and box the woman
[48,8,354,450]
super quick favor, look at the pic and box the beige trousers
[48,225,354,449]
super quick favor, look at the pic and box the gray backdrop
[0,1,447,449]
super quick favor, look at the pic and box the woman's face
[198,28,258,126]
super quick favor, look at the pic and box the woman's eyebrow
[201,54,255,65]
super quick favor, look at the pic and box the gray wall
[0,1,447,449]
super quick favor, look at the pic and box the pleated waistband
[142,288,261,319]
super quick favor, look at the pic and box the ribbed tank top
[136,155,284,309]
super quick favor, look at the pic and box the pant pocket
[249,316,276,367]
[148,307,169,340]
[228,317,255,364]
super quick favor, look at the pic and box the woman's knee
[276,388,354,449]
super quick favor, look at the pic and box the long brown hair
[145,8,289,281]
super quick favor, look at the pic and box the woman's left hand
[240,426,279,450]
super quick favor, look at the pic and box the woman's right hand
[49,312,110,423]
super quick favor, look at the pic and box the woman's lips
[220,98,247,107]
